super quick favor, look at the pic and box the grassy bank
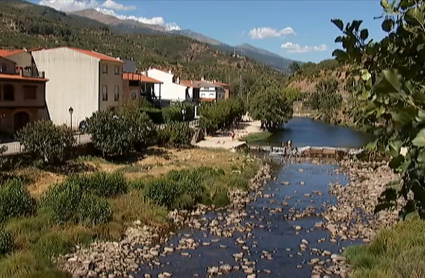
[0,148,261,277]
[344,218,425,278]
[240,131,272,143]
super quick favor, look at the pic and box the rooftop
[31,47,123,63]
[123,72,163,84]
[0,49,25,57]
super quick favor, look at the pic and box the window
[102,65,108,74]
[3,84,14,101]
[114,66,119,75]
[114,85,119,101]
[102,85,108,101]
[0,64,6,73]
[23,86,37,100]
[131,91,137,100]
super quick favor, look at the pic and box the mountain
[71,9,297,71]
[0,0,287,87]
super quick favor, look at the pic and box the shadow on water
[135,161,362,278]
[260,118,374,148]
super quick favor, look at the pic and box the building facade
[143,68,188,103]
[0,55,48,134]
[122,72,163,105]
[31,47,123,129]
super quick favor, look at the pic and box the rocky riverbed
[57,157,401,278]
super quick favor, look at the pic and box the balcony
[0,67,45,79]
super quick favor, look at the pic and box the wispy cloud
[281,42,327,53]
[39,0,134,12]
[249,27,295,39]
[38,0,180,30]
[96,8,180,31]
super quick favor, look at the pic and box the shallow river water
[135,118,372,278]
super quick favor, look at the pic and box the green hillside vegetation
[0,0,286,93]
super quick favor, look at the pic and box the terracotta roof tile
[69,48,123,63]
[123,72,163,84]
[0,49,25,57]
[0,73,48,82]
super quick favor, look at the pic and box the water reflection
[260,118,374,148]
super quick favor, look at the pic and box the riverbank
[312,159,401,277]
[0,148,263,278]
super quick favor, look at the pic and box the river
[136,118,372,278]
[261,117,373,148]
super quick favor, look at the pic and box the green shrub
[78,195,112,226]
[0,179,36,222]
[158,122,193,148]
[0,226,13,256]
[140,107,163,124]
[15,120,75,165]
[41,181,82,224]
[68,171,127,198]
[145,167,226,209]
[144,179,181,209]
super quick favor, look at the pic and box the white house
[198,80,225,101]
[143,68,188,103]
[31,47,124,129]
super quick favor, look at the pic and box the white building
[198,80,225,101]
[143,68,188,103]
[31,47,124,129]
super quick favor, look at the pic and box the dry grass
[84,147,242,181]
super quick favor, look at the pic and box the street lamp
[68,107,74,129]
[181,107,186,122]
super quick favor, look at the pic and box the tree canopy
[332,0,425,219]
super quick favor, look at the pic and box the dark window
[114,66,119,75]
[131,91,137,100]
[24,86,37,100]
[3,84,14,101]
[0,64,6,73]
[114,85,119,101]
[102,85,108,101]
[102,65,108,74]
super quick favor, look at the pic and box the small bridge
[247,144,363,158]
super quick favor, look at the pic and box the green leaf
[382,18,394,32]
[360,69,371,81]
[365,139,378,150]
[416,109,425,123]
[392,107,417,126]
[406,6,425,26]
[332,49,347,60]
[389,140,402,157]
[413,129,425,147]
[373,70,402,96]
[360,29,369,40]
[389,155,404,169]
[331,19,344,31]
[417,149,425,163]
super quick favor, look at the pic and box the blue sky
[36,0,387,63]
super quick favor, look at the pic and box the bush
[145,167,226,209]
[85,104,156,157]
[41,181,82,224]
[162,104,195,123]
[0,179,36,222]
[68,171,128,198]
[78,195,112,226]
[144,179,181,209]
[158,122,193,148]
[0,145,7,170]
[15,120,75,165]
[0,226,13,256]
[140,107,163,124]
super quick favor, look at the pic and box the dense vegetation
[0,0,286,93]
[331,0,425,276]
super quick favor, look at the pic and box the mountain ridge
[71,9,299,71]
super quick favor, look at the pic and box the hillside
[0,0,287,90]
[70,8,297,71]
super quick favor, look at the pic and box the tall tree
[249,85,293,130]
